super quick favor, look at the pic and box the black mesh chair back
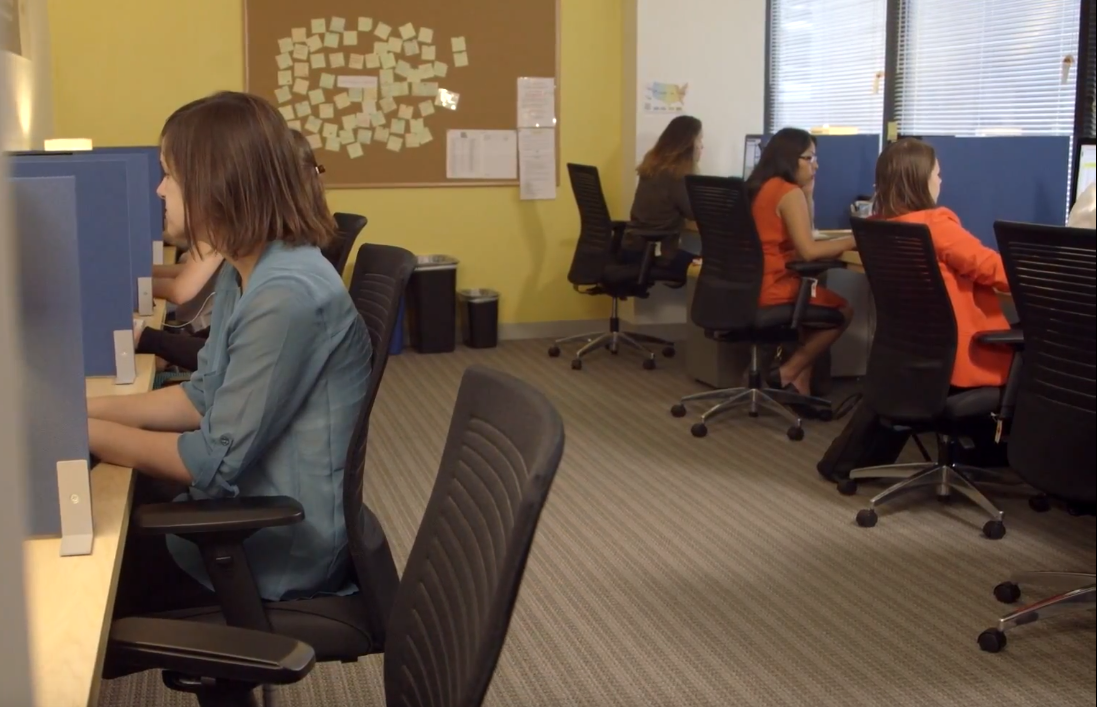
[341,242,418,647]
[995,221,1097,504]
[850,218,957,422]
[684,175,764,331]
[327,212,369,276]
[383,366,566,707]
[565,163,619,286]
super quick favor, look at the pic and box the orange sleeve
[932,220,1010,292]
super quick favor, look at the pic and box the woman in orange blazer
[746,128,856,396]
[872,138,1012,388]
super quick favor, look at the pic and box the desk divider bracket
[113,330,137,385]
[152,240,164,265]
[137,277,154,316]
[57,459,94,557]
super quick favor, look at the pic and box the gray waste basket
[457,288,500,349]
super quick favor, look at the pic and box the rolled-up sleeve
[179,338,211,415]
[177,286,329,496]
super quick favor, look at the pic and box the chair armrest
[974,329,1024,350]
[108,617,315,687]
[609,220,628,255]
[133,496,305,537]
[974,328,1025,425]
[786,259,845,277]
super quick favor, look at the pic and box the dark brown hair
[637,115,702,179]
[745,127,815,200]
[288,129,337,236]
[160,91,335,259]
[872,138,938,218]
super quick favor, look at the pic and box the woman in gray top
[622,115,703,279]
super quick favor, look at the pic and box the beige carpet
[101,339,1096,707]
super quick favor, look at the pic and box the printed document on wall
[519,129,556,200]
[517,77,556,128]
[446,130,518,180]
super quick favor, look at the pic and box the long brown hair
[160,91,336,259]
[872,138,938,218]
[637,115,702,179]
[289,129,337,235]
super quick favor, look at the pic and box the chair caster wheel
[690,422,708,438]
[670,404,687,418]
[836,478,858,496]
[748,410,759,418]
[605,344,618,355]
[786,425,804,441]
[1028,494,1051,512]
[642,358,656,370]
[548,345,561,357]
[982,520,1006,540]
[855,508,877,527]
[977,629,1006,653]
[662,346,676,358]
[816,408,834,422]
[570,359,583,370]
[937,493,952,503]
[993,581,1021,604]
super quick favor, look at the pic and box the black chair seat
[941,387,1002,421]
[707,304,846,343]
[602,261,684,290]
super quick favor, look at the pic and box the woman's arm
[153,241,223,304]
[87,385,203,432]
[934,221,1010,291]
[777,188,854,261]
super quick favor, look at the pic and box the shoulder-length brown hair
[637,115,702,179]
[288,129,337,234]
[872,138,938,219]
[160,91,336,259]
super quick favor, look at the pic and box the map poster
[1,0,22,56]
[643,81,688,114]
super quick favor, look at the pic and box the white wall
[1,0,54,150]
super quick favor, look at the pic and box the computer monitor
[743,134,767,177]
[1072,137,1096,208]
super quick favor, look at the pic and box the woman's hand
[801,178,815,197]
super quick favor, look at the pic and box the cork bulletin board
[244,0,559,188]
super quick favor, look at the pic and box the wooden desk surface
[23,251,174,707]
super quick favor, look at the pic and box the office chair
[668,176,842,441]
[107,366,566,707]
[976,221,1095,653]
[547,163,683,370]
[103,244,418,697]
[841,218,1020,539]
[326,212,369,277]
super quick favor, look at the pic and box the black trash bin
[406,255,459,353]
[458,289,500,349]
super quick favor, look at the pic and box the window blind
[895,0,1081,136]
[768,0,888,135]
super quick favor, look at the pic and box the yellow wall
[48,0,622,325]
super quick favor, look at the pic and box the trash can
[406,255,459,353]
[458,289,500,349]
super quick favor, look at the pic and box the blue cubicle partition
[11,157,135,377]
[13,176,90,538]
[920,136,1071,248]
[813,134,880,230]
[94,146,164,238]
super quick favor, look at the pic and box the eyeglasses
[800,154,818,164]
[315,164,326,175]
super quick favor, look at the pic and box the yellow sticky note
[293,79,310,95]
[325,136,341,152]
[279,37,294,53]
[293,44,309,60]
[379,97,398,114]
[339,129,355,145]
[380,83,394,99]
[319,73,335,89]
[279,70,293,85]
[334,92,352,109]
[363,86,378,101]
[418,27,434,44]
[418,127,433,144]
[324,33,340,49]
[329,53,345,68]
[404,40,420,56]
[295,101,312,118]
[380,68,395,85]
[374,41,389,55]
[451,36,466,52]
[287,119,302,131]
[305,116,322,133]
[348,54,365,70]
[307,133,322,150]
[348,87,364,102]
[329,17,346,33]
[387,136,403,152]
[398,104,414,120]
[294,62,309,77]
[399,23,416,40]
[396,82,412,97]
[418,63,436,79]
[365,53,380,69]
[343,31,359,46]
[310,54,326,69]
[413,82,438,97]
[395,60,412,77]
[342,114,358,130]
[275,87,293,104]
[357,129,372,144]
[453,51,468,68]
[292,27,308,43]
[374,22,391,39]
[434,61,448,77]
[358,17,373,32]
[277,53,293,69]
[381,53,396,69]
[387,36,403,53]
[307,35,323,52]
[405,132,421,148]
[347,142,364,159]
[319,104,334,119]
[311,19,326,34]
[279,105,295,121]
[374,127,390,142]
[309,89,326,105]
[419,100,435,117]
[370,112,386,127]
[391,118,406,135]
[322,123,339,138]
[410,118,424,134]
[363,99,378,114]
[421,45,436,61]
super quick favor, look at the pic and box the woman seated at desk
[86,91,372,615]
[746,127,855,397]
[872,138,1012,389]
[622,115,704,279]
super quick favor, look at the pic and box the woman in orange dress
[745,127,856,396]
[872,138,1012,388]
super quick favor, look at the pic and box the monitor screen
[743,134,766,177]
[1075,141,1096,206]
